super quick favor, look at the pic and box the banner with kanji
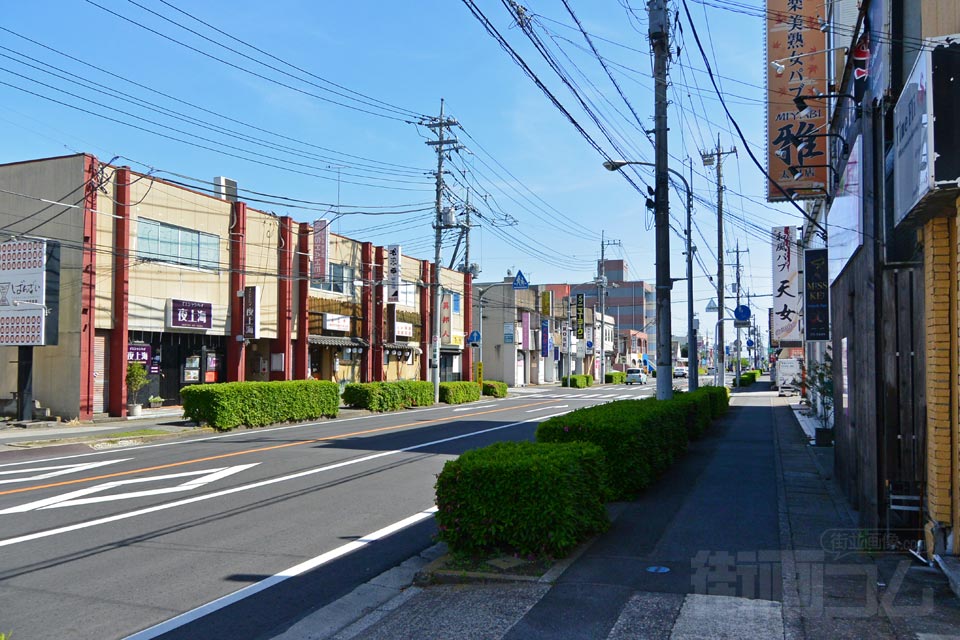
[772,226,803,346]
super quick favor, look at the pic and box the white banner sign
[323,313,351,332]
[771,226,803,346]
[395,321,413,338]
[386,244,401,304]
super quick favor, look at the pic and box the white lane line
[525,405,568,413]
[123,505,440,640]
[453,403,496,412]
[0,411,573,548]
[0,458,132,484]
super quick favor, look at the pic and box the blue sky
[0,1,802,339]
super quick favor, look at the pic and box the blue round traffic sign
[734,305,751,321]
[586,341,594,349]
[746,339,755,347]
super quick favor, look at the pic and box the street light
[769,47,848,75]
[603,160,695,396]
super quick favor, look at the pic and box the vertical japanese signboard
[386,244,401,304]
[312,219,329,284]
[521,312,530,350]
[440,294,452,345]
[576,293,585,339]
[541,319,549,358]
[540,291,552,316]
[772,227,802,346]
[243,285,260,339]
[766,0,828,201]
[804,248,829,341]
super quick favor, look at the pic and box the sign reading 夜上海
[771,227,803,347]
[766,0,829,201]
[167,299,212,330]
[243,285,260,339]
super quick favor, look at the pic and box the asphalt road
[0,382,658,640]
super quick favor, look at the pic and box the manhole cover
[646,566,671,573]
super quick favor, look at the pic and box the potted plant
[126,362,149,417]
[148,395,164,409]
[808,352,834,446]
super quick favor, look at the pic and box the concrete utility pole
[728,241,748,387]
[701,136,736,387]
[598,231,621,384]
[685,158,698,392]
[424,99,460,403]
[650,0,672,400]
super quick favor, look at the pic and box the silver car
[625,368,648,385]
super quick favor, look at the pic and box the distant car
[673,366,688,378]
[625,368,648,385]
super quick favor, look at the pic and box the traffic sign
[467,330,481,346]
[733,304,751,321]
[586,340,593,349]
[512,270,529,290]
[746,339,755,348]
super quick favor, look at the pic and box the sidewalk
[276,381,960,640]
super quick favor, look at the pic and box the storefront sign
[804,248,829,341]
[386,244,401,303]
[827,136,862,285]
[893,49,934,227]
[395,321,413,338]
[167,299,212,330]
[127,344,156,374]
[576,294,585,339]
[441,294,452,345]
[541,319,549,357]
[771,227,802,347]
[312,219,330,284]
[243,285,260,339]
[503,322,514,344]
[540,291,552,316]
[323,313,350,332]
[766,0,829,201]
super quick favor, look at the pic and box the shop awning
[383,341,423,354]
[308,335,369,347]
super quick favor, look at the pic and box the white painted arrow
[0,464,259,514]
[0,459,132,485]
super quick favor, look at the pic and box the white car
[625,368,648,385]
[674,366,688,378]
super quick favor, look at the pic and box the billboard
[766,0,829,201]
[771,227,803,347]
[386,244,401,304]
[312,219,330,283]
[0,239,60,346]
[804,248,829,341]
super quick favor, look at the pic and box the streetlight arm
[603,160,690,196]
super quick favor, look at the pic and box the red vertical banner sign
[766,0,829,200]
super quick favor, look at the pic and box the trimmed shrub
[561,374,591,388]
[435,441,609,557]
[605,371,627,384]
[182,380,339,430]
[440,381,482,404]
[585,375,595,387]
[482,380,508,398]
[342,381,434,411]
[670,390,713,440]
[536,399,689,499]
[697,385,731,419]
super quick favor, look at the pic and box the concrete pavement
[274,381,960,640]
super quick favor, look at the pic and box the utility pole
[685,157,698,392]
[728,241,748,387]
[649,0,672,400]
[598,231,621,384]
[423,99,460,403]
[701,136,736,387]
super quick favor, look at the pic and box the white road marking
[124,506,440,640]
[0,458,132,485]
[525,405,568,413]
[0,411,573,548]
[453,403,496,412]
[0,464,260,514]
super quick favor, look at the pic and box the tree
[126,362,149,406]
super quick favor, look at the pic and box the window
[452,293,461,314]
[398,281,416,307]
[313,263,356,296]
[137,218,219,270]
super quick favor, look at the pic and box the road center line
[123,506,440,640]
[0,410,572,548]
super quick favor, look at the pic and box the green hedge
[435,441,609,557]
[482,380,508,398]
[562,374,593,388]
[738,370,761,386]
[536,399,690,499]
[605,371,627,384]
[698,384,730,418]
[342,380,434,411]
[440,381,482,404]
[182,380,340,430]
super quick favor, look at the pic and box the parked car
[625,367,648,385]
[673,366,688,378]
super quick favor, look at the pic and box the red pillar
[463,271,473,382]
[271,216,293,381]
[293,222,310,379]
[360,242,374,382]
[108,167,131,416]
[79,155,99,420]
[227,202,247,382]
[420,260,432,382]
[373,246,386,381]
